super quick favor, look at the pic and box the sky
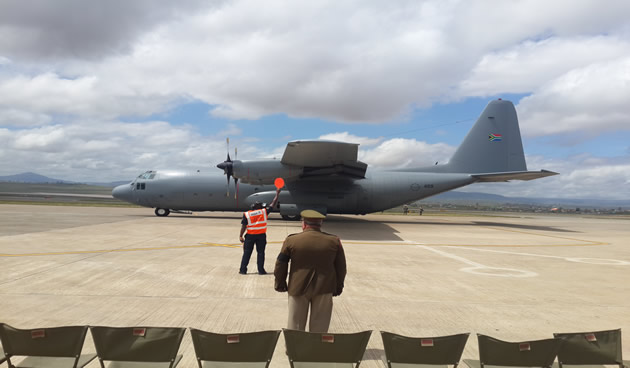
[1,0,629,200]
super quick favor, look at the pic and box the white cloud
[462,154,630,200]
[2,0,630,125]
[0,73,177,122]
[0,121,240,182]
[0,0,213,61]
[457,36,630,97]
[0,108,52,127]
[517,57,630,138]
[218,123,243,137]
[360,138,454,169]
[318,132,383,147]
[13,126,66,151]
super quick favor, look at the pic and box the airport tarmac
[0,204,628,367]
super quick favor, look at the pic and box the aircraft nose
[112,184,133,202]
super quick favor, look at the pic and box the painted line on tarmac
[415,244,537,278]
[442,246,630,266]
[0,242,241,257]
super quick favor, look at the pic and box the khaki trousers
[287,292,333,332]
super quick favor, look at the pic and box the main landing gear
[154,208,170,217]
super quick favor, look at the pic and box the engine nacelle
[233,160,302,185]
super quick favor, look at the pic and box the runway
[0,204,628,367]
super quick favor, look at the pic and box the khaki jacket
[274,228,347,296]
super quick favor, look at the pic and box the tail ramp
[424,99,557,181]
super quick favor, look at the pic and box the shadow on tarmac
[471,220,577,233]
[136,212,578,236]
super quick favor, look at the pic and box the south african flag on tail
[489,133,502,141]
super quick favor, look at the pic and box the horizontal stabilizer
[472,170,558,182]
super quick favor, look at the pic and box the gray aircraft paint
[112,100,557,218]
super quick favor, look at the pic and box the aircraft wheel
[281,214,301,221]
[155,208,171,217]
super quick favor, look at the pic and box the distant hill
[0,172,72,184]
[424,191,630,209]
[0,172,125,187]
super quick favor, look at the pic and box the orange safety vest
[244,209,268,234]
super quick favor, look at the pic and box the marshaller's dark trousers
[240,233,266,273]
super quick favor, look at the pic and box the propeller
[216,138,233,197]
[216,138,239,198]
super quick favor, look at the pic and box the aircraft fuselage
[112,100,557,217]
[112,169,475,215]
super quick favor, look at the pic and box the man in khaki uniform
[274,209,347,332]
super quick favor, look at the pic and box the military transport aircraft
[112,99,557,220]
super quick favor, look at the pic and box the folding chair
[381,331,469,368]
[90,326,185,368]
[0,323,96,367]
[0,323,4,365]
[463,334,562,368]
[189,329,281,368]
[283,329,372,368]
[553,329,626,368]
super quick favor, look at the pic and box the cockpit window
[137,170,156,180]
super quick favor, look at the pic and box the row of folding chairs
[382,330,627,368]
[0,323,627,368]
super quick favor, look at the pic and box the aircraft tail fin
[445,99,527,174]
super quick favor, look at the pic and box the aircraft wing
[281,140,368,179]
[471,170,558,182]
